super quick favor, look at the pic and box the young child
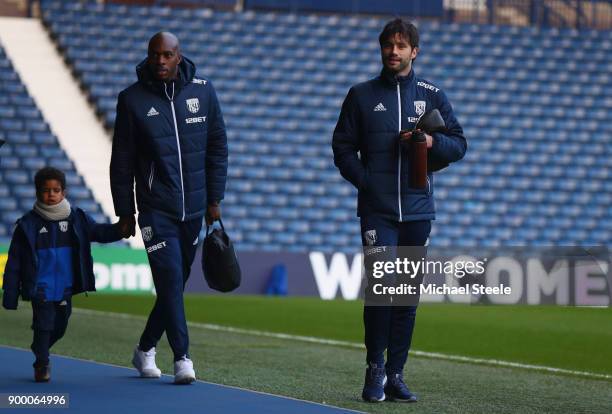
[2,167,127,382]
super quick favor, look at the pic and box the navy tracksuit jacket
[110,57,228,359]
[332,68,466,221]
[333,69,466,373]
[110,56,228,220]
[2,209,122,308]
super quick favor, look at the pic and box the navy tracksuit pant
[31,299,72,367]
[137,211,202,361]
[360,215,431,375]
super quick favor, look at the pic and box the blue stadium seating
[32,0,612,252]
[0,44,109,242]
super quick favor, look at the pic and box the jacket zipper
[396,82,403,222]
[164,82,186,221]
[148,161,155,191]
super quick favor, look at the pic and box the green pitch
[1,294,611,413]
[71,294,612,375]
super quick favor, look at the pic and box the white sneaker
[131,346,161,378]
[174,356,196,384]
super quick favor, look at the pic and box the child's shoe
[34,365,50,382]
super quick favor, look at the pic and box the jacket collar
[380,67,415,87]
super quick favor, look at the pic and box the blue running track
[0,346,362,413]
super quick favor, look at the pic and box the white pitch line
[73,308,612,382]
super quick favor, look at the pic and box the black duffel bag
[201,219,241,292]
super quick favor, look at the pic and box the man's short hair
[379,18,419,49]
[35,167,66,193]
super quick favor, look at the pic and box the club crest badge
[414,100,426,116]
[186,98,200,114]
[59,221,68,232]
[142,226,153,242]
[364,229,377,246]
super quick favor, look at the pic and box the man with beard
[332,19,466,402]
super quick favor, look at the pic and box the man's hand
[118,215,136,238]
[400,130,434,149]
[425,133,433,148]
[206,202,221,225]
[399,130,412,151]
[399,130,412,141]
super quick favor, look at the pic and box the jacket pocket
[148,161,155,192]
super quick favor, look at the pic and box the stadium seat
[0,41,108,239]
[28,0,612,251]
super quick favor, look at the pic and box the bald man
[110,32,228,384]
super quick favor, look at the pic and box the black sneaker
[361,363,387,402]
[384,373,417,402]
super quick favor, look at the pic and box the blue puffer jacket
[332,69,467,222]
[2,208,122,309]
[110,56,228,221]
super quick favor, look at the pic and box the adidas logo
[39,226,48,234]
[147,107,159,117]
[374,103,387,112]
